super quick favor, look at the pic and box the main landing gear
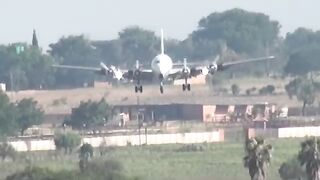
[134,72,143,93]
[159,74,164,94]
[135,85,143,93]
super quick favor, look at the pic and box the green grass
[0,138,304,180]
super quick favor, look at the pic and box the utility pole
[137,95,141,145]
[265,41,270,77]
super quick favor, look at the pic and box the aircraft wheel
[139,85,143,93]
[160,86,164,94]
[135,86,138,93]
[187,84,191,91]
[182,84,186,91]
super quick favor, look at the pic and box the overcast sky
[0,0,319,49]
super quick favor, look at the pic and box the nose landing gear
[159,74,164,94]
[135,85,143,93]
[182,77,191,91]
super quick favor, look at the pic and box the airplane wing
[219,56,276,70]
[167,55,276,80]
[52,64,101,72]
[122,69,154,82]
[52,61,154,82]
[52,62,124,80]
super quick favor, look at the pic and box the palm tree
[298,137,320,180]
[243,137,273,180]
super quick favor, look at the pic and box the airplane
[52,29,276,94]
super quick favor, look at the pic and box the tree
[285,78,316,116]
[54,132,81,154]
[16,98,44,135]
[298,137,320,180]
[49,35,101,88]
[32,29,39,48]
[190,8,280,56]
[284,28,320,76]
[79,143,93,160]
[284,46,320,75]
[231,84,240,96]
[243,137,273,180]
[285,78,303,99]
[0,92,17,136]
[67,98,111,129]
[0,143,17,161]
[79,143,94,172]
[93,26,160,67]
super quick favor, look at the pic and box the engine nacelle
[208,63,218,75]
[200,67,209,76]
[182,67,190,75]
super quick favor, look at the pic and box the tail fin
[161,28,164,54]
[183,58,187,69]
[135,60,140,69]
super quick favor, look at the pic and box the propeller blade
[213,55,220,64]
[100,62,109,71]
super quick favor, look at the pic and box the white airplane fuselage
[151,53,173,78]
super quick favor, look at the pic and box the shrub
[231,84,240,96]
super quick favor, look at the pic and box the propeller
[99,62,112,75]
[110,66,123,80]
[207,55,220,75]
[100,62,123,80]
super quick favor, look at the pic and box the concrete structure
[0,83,6,92]
[8,130,224,152]
[247,126,320,138]
[113,103,276,123]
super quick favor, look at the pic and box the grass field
[0,138,304,180]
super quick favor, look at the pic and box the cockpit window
[155,60,160,64]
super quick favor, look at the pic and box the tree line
[0,8,319,89]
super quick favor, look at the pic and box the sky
[0,0,319,49]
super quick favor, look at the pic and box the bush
[0,143,17,161]
[54,132,81,154]
[79,143,94,160]
[177,144,205,152]
[246,87,257,96]
[231,84,240,96]
[6,160,132,180]
[259,85,275,95]
[279,158,306,180]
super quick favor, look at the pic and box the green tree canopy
[190,8,280,57]
[285,78,317,116]
[0,44,54,90]
[67,98,111,129]
[284,28,320,75]
[49,35,101,88]
[16,98,44,135]
[0,92,17,136]
[93,26,160,67]
[54,132,81,154]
